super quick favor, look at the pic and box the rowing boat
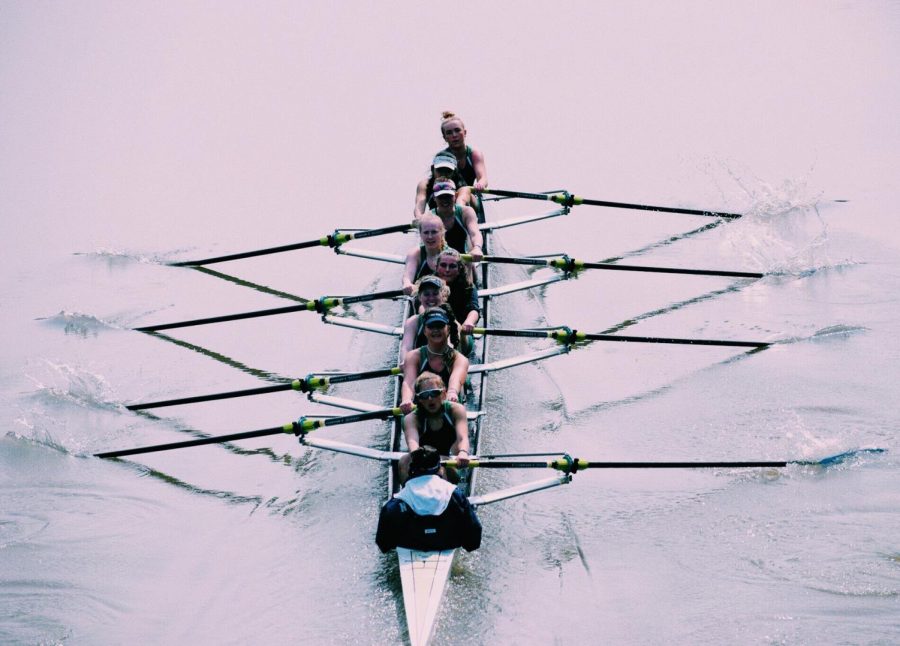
[388,204,493,646]
[96,184,878,646]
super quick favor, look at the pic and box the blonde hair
[415,371,445,393]
[418,213,444,233]
[440,111,465,134]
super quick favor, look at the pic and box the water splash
[36,311,121,336]
[74,247,187,266]
[24,360,122,412]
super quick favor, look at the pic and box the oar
[461,254,763,280]
[95,407,407,459]
[171,222,415,267]
[473,326,771,349]
[478,188,743,220]
[126,366,403,411]
[133,289,405,333]
[446,449,885,471]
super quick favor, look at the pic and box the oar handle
[294,407,407,432]
[305,366,402,389]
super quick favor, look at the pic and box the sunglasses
[416,388,443,400]
[425,321,448,329]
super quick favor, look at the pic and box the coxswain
[402,214,446,295]
[435,247,480,337]
[375,445,482,554]
[399,307,469,415]
[413,152,473,218]
[429,179,483,261]
[397,372,470,483]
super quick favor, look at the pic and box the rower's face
[435,193,455,210]
[419,223,443,248]
[436,258,460,280]
[416,387,445,412]
[426,322,449,342]
[441,120,466,148]
[419,287,443,308]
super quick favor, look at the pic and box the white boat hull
[397,547,456,646]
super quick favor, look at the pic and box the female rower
[413,152,473,218]
[397,372,471,483]
[399,307,469,415]
[435,247,480,336]
[402,214,446,295]
[429,179,483,261]
[439,111,488,192]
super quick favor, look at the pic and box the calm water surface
[2,2,898,644]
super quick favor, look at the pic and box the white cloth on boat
[396,474,456,516]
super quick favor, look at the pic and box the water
[2,2,899,644]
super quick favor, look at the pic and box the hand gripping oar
[126,366,403,411]
[133,289,405,333]
[170,222,416,267]
[472,326,771,350]
[95,406,408,459]
[445,449,886,471]
[461,254,763,280]
[478,188,743,220]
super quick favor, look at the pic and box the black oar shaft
[575,197,742,219]
[126,382,297,410]
[577,333,769,349]
[480,188,742,219]
[94,425,289,459]
[337,289,405,305]
[170,222,413,267]
[577,261,762,279]
[473,327,769,349]
[134,303,313,333]
[577,460,789,468]
[171,238,329,267]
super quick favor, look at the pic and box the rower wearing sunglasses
[399,308,469,416]
[398,372,471,484]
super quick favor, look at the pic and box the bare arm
[460,205,483,260]
[471,148,488,190]
[400,314,418,355]
[399,349,418,413]
[402,413,422,452]
[449,402,470,467]
[413,178,429,219]
[446,354,469,403]
[402,247,421,295]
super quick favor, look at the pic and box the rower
[399,307,469,415]
[435,247,480,338]
[375,445,482,554]
[413,151,473,218]
[439,111,488,218]
[398,372,470,483]
[402,214,446,295]
[400,276,471,356]
[429,179,483,261]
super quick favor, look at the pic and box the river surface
[2,2,898,644]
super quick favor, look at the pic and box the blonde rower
[402,214,446,295]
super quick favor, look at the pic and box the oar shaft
[126,382,299,410]
[94,425,290,458]
[336,289,405,305]
[307,366,401,388]
[573,197,743,220]
[576,261,763,279]
[134,303,314,333]
[171,238,330,267]
[575,333,769,349]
